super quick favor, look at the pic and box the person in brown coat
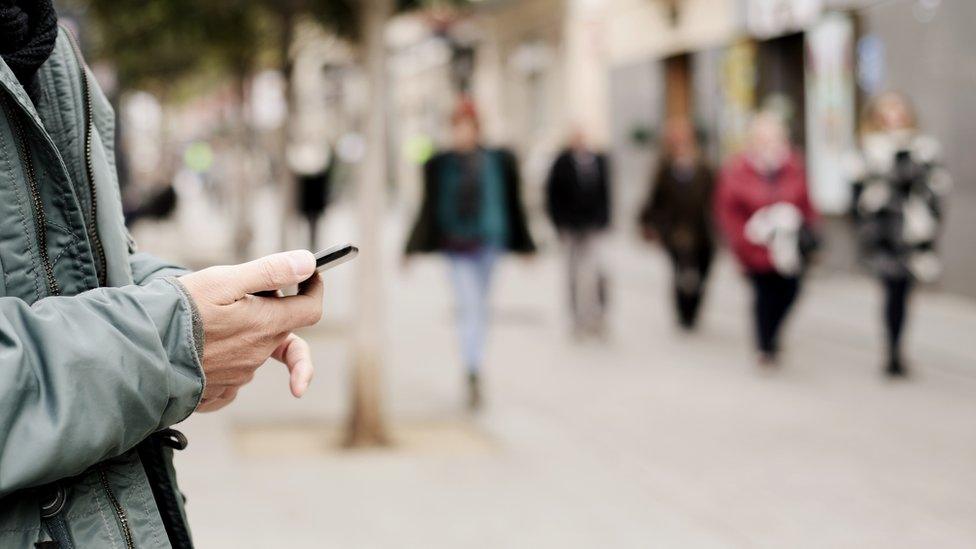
[640,118,716,330]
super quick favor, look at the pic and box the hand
[178,250,324,413]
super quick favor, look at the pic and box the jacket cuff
[154,278,206,423]
[166,277,205,362]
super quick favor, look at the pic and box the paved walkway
[141,207,976,548]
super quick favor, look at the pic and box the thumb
[272,333,314,398]
[224,250,316,300]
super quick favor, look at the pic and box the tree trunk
[344,0,393,447]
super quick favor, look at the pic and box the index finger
[250,275,324,334]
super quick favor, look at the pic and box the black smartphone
[314,243,359,273]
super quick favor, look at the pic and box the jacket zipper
[65,29,131,549]
[1,95,61,296]
[98,466,135,549]
[64,29,108,287]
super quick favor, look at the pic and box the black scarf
[455,150,483,223]
[0,0,58,87]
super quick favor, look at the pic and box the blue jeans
[447,247,499,373]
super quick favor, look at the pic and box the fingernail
[287,250,315,278]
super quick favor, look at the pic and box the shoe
[677,317,697,332]
[466,371,482,411]
[885,358,909,379]
[591,319,609,341]
[757,352,779,369]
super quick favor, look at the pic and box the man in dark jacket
[545,129,611,338]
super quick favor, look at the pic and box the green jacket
[0,29,205,548]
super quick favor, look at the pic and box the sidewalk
[150,207,976,548]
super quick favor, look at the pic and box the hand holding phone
[178,250,323,411]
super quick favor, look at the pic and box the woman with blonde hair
[849,92,951,378]
[715,112,819,367]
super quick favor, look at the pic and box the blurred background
[57,0,975,547]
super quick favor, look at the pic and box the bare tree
[317,0,471,446]
[345,0,395,447]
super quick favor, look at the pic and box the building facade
[381,0,974,297]
[601,0,976,298]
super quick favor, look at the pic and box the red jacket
[715,152,819,273]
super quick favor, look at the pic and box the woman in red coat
[716,113,819,366]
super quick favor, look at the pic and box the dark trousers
[749,272,800,355]
[882,276,913,362]
[670,247,713,329]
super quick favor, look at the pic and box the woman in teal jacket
[405,100,534,410]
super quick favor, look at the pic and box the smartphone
[314,243,359,273]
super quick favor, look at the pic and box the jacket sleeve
[501,149,536,254]
[597,155,611,228]
[640,164,667,230]
[0,278,205,497]
[799,183,819,226]
[405,157,440,255]
[544,156,561,228]
[714,166,751,262]
[794,157,820,226]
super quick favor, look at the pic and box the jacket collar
[0,31,76,185]
[739,151,801,179]
[0,54,46,130]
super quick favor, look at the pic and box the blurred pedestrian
[545,128,611,338]
[123,183,178,226]
[640,118,715,330]
[849,92,951,378]
[405,99,535,409]
[716,112,819,367]
[293,144,335,251]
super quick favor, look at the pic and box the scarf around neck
[0,0,58,87]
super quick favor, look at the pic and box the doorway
[757,32,806,149]
[664,53,692,121]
